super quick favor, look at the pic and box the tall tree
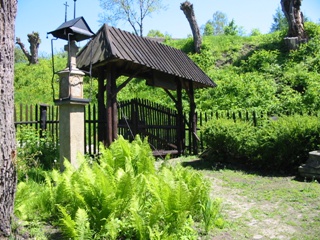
[16,32,40,64]
[99,0,165,36]
[203,21,214,36]
[224,19,239,36]
[211,11,228,35]
[180,1,202,53]
[270,6,288,32]
[281,0,307,40]
[0,0,18,237]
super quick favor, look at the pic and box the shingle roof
[77,24,216,89]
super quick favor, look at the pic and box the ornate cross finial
[64,1,69,22]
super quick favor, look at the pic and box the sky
[16,0,320,55]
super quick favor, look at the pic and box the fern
[58,205,77,239]
[75,208,92,240]
[14,135,222,238]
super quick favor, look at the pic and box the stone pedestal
[298,150,320,179]
[57,102,88,170]
[55,40,89,170]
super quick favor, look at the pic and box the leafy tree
[224,19,239,36]
[250,28,262,36]
[0,0,17,237]
[211,11,228,35]
[147,29,164,37]
[270,7,288,32]
[99,0,166,36]
[203,21,214,36]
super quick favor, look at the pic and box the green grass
[178,157,320,239]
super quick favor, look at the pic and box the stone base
[298,150,320,179]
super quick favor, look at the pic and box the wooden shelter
[77,24,216,155]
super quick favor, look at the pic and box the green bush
[305,22,320,39]
[15,136,223,239]
[16,126,59,180]
[202,115,320,173]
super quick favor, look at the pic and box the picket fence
[14,102,283,155]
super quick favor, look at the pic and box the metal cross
[64,1,69,22]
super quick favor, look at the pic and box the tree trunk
[281,0,307,45]
[180,1,202,53]
[16,32,40,64]
[0,0,18,237]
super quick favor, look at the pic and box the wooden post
[97,67,107,145]
[111,70,118,141]
[188,81,198,155]
[176,79,184,155]
[39,104,48,138]
[106,65,118,146]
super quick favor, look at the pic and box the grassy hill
[14,21,320,114]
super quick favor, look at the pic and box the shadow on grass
[181,156,302,179]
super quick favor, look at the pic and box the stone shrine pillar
[56,40,89,170]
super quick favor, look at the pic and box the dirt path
[173,158,320,240]
[207,175,296,239]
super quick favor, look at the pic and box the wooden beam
[106,68,113,146]
[113,69,142,98]
[188,81,198,155]
[176,79,184,155]
[106,65,119,146]
[97,67,107,145]
[164,89,178,105]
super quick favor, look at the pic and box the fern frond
[58,205,77,239]
[75,208,92,240]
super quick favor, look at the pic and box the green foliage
[15,136,222,238]
[305,22,320,39]
[15,21,320,113]
[241,49,281,73]
[14,57,64,104]
[203,21,214,36]
[147,29,165,38]
[197,71,278,112]
[16,126,58,180]
[14,47,28,63]
[250,28,262,36]
[211,11,228,35]
[224,19,239,36]
[202,115,320,173]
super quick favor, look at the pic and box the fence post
[40,104,48,138]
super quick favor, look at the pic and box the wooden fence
[14,103,285,155]
[14,104,59,145]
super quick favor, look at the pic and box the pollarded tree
[0,0,18,237]
[16,32,41,64]
[281,0,307,41]
[180,1,202,53]
[99,0,166,36]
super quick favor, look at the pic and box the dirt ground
[178,158,320,240]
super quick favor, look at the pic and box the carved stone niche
[58,69,85,99]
